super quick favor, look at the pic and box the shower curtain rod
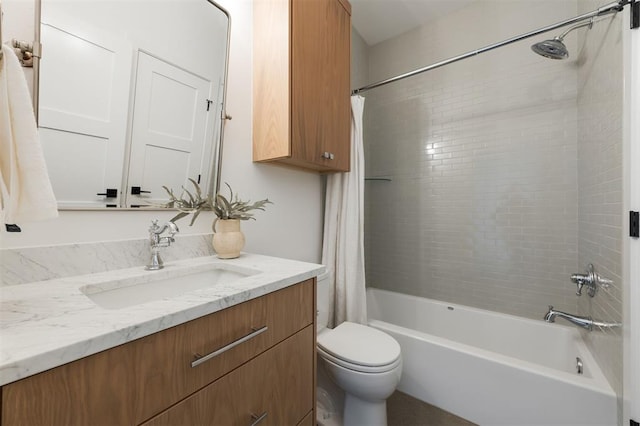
[352,0,629,95]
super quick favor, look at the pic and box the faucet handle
[149,219,160,233]
[166,221,179,238]
[596,276,613,289]
[570,264,613,297]
[570,264,596,296]
[572,277,585,296]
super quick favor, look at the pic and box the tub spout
[544,306,621,331]
[544,306,593,330]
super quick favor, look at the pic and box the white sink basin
[80,264,260,309]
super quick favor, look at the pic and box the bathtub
[366,288,617,426]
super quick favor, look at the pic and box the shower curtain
[321,95,367,327]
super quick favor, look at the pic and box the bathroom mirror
[36,0,230,209]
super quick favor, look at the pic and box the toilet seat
[317,345,402,373]
[317,322,401,373]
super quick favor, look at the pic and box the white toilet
[316,275,402,426]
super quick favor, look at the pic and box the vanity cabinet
[142,327,313,426]
[0,279,316,426]
[253,0,352,173]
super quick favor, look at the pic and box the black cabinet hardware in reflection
[131,187,151,195]
[97,188,118,198]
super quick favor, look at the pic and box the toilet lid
[317,322,401,367]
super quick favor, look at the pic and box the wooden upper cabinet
[253,0,352,173]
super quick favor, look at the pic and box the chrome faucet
[570,264,613,297]
[146,220,179,270]
[544,305,621,331]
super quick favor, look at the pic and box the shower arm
[556,18,595,41]
[352,0,628,95]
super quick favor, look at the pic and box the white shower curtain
[321,95,366,327]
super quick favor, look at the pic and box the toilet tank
[317,272,330,332]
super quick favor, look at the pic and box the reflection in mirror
[37,0,229,209]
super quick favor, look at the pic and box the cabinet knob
[321,152,335,160]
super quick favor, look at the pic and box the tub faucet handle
[571,275,588,295]
[570,264,613,297]
[571,268,594,296]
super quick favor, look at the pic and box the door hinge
[631,211,639,238]
[632,0,640,29]
[197,174,201,184]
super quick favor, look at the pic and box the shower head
[531,37,569,60]
[531,18,594,60]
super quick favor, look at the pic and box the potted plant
[163,179,272,258]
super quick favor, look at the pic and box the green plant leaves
[161,180,272,225]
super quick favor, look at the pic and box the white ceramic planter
[212,219,245,259]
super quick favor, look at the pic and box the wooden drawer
[142,325,315,426]
[1,280,314,426]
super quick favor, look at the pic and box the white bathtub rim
[369,287,588,334]
[368,318,615,397]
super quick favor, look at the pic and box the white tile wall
[363,0,580,320]
[576,0,624,417]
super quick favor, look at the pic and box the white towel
[0,44,58,224]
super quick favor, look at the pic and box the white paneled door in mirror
[36,0,230,209]
[126,52,214,207]
[38,12,132,208]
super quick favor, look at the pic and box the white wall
[623,4,640,422]
[1,0,35,93]
[351,28,369,90]
[0,0,325,264]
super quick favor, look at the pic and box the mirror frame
[32,0,231,210]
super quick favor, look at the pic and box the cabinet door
[142,326,315,426]
[291,0,351,172]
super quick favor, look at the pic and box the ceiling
[350,0,476,46]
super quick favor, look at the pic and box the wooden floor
[387,391,477,426]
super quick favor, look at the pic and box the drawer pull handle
[250,411,268,426]
[191,326,268,368]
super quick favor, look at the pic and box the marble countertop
[0,253,324,386]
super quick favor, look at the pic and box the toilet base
[343,394,388,426]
